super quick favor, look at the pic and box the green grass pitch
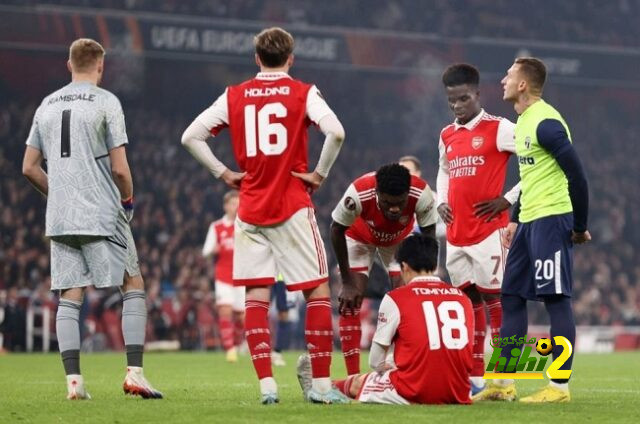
[1,351,639,423]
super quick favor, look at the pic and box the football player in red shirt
[182,27,347,404]
[331,163,437,376]
[436,63,520,394]
[300,234,473,404]
[202,190,245,363]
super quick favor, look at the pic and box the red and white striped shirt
[332,172,437,246]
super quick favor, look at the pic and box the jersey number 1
[61,109,71,158]
[422,301,469,350]
[244,103,287,157]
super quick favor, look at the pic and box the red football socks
[472,302,487,377]
[218,317,235,351]
[486,298,503,342]
[245,300,272,379]
[305,298,333,378]
[339,308,362,375]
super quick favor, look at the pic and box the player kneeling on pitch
[22,38,162,400]
[298,235,474,404]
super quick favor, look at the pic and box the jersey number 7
[244,103,288,157]
[422,301,469,350]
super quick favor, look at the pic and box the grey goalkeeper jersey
[26,81,128,237]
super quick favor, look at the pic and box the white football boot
[123,367,163,399]
[66,374,91,400]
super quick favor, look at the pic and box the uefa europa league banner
[1,4,639,87]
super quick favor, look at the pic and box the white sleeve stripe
[358,193,376,201]
[357,188,376,196]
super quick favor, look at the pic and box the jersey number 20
[244,103,287,157]
[422,301,468,350]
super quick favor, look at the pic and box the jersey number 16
[244,103,287,157]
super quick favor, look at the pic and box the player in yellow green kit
[474,58,590,403]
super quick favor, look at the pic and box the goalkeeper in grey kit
[22,38,162,400]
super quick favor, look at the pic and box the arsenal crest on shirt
[471,136,484,149]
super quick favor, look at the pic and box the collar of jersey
[453,108,485,131]
[408,275,441,284]
[256,72,292,80]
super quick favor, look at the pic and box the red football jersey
[211,218,234,284]
[438,111,516,246]
[227,74,312,225]
[331,173,437,247]
[374,276,473,404]
[196,72,336,225]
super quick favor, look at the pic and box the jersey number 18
[422,301,469,350]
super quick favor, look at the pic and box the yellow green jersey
[515,100,573,222]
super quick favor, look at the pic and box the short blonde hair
[69,38,105,72]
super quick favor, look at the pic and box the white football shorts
[233,207,328,291]
[445,228,507,293]
[346,236,401,277]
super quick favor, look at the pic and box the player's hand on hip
[221,169,246,189]
[502,222,518,248]
[474,196,511,222]
[572,230,591,244]
[437,203,453,225]
[121,196,134,222]
[338,282,363,316]
[291,170,324,194]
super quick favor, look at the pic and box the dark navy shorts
[272,279,289,313]
[502,213,574,301]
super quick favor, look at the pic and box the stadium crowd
[1,74,639,352]
[6,0,640,48]
[2,0,640,350]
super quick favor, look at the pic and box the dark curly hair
[376,163,411,196]
[442,63,480,87]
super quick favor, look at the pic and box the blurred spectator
[1,2,639,350]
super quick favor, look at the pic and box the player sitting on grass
[298,234,474,404]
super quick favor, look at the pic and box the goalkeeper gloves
[121,195,134,222]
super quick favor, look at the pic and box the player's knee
[123,272,144,292]
[303,282,330,300]
[60,287,85,303]
[246,286,272,302]
[350,374,367,398]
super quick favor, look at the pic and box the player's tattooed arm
[22,146,48,196]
